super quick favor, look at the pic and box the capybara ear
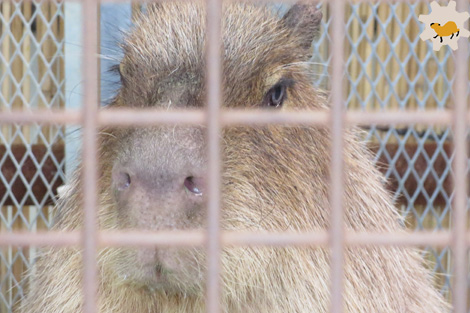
[282,3,323,50]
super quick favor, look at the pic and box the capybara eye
[263,78,294,108]
[184,176,203,196]
[271,84,285,107]
[267,84,286,108]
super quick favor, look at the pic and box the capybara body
[19,3,449,313]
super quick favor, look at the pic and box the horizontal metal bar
[0,231,81,247]
[0,230,463,248]
[56,0,430,5]
[346,111,455,126]
[222,231,330,247]
[220,110,329,126]
[0,110,82,125]
[347,231,453,247]
[100,230,206,247]
[98,108,206,126]
[0,109,466,126]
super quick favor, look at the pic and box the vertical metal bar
[329,0,345,312]
[82,0,99,312]
[205,0,222,312]
[451,1,468,312]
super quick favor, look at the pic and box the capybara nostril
[183,176,204,196]
[113,170,131,191]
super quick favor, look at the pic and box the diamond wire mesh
[310,1,469,304]
[0,1,65,312]
[0,1,469,313]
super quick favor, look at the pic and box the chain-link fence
[0,1,64,312]
[1,1,469,312]
[310,2,467,301]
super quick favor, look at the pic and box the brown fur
[18,3,449,313]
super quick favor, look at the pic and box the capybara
[18,2,449,313]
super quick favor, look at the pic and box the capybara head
[96,2,325,295]
[19,3,449,313]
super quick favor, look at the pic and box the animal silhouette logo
[419,1,469,51]
[430,21,459,42]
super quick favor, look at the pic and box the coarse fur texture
[18,3,449,313]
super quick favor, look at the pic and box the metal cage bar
[0,229,469,248]
[329,0,346,311]
[1,109,469,126]
[451,1,469,312]
[81,0,99,312]
[205,0,223,312]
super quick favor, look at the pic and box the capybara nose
[111,162,207,230]
[112,163,206,197]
